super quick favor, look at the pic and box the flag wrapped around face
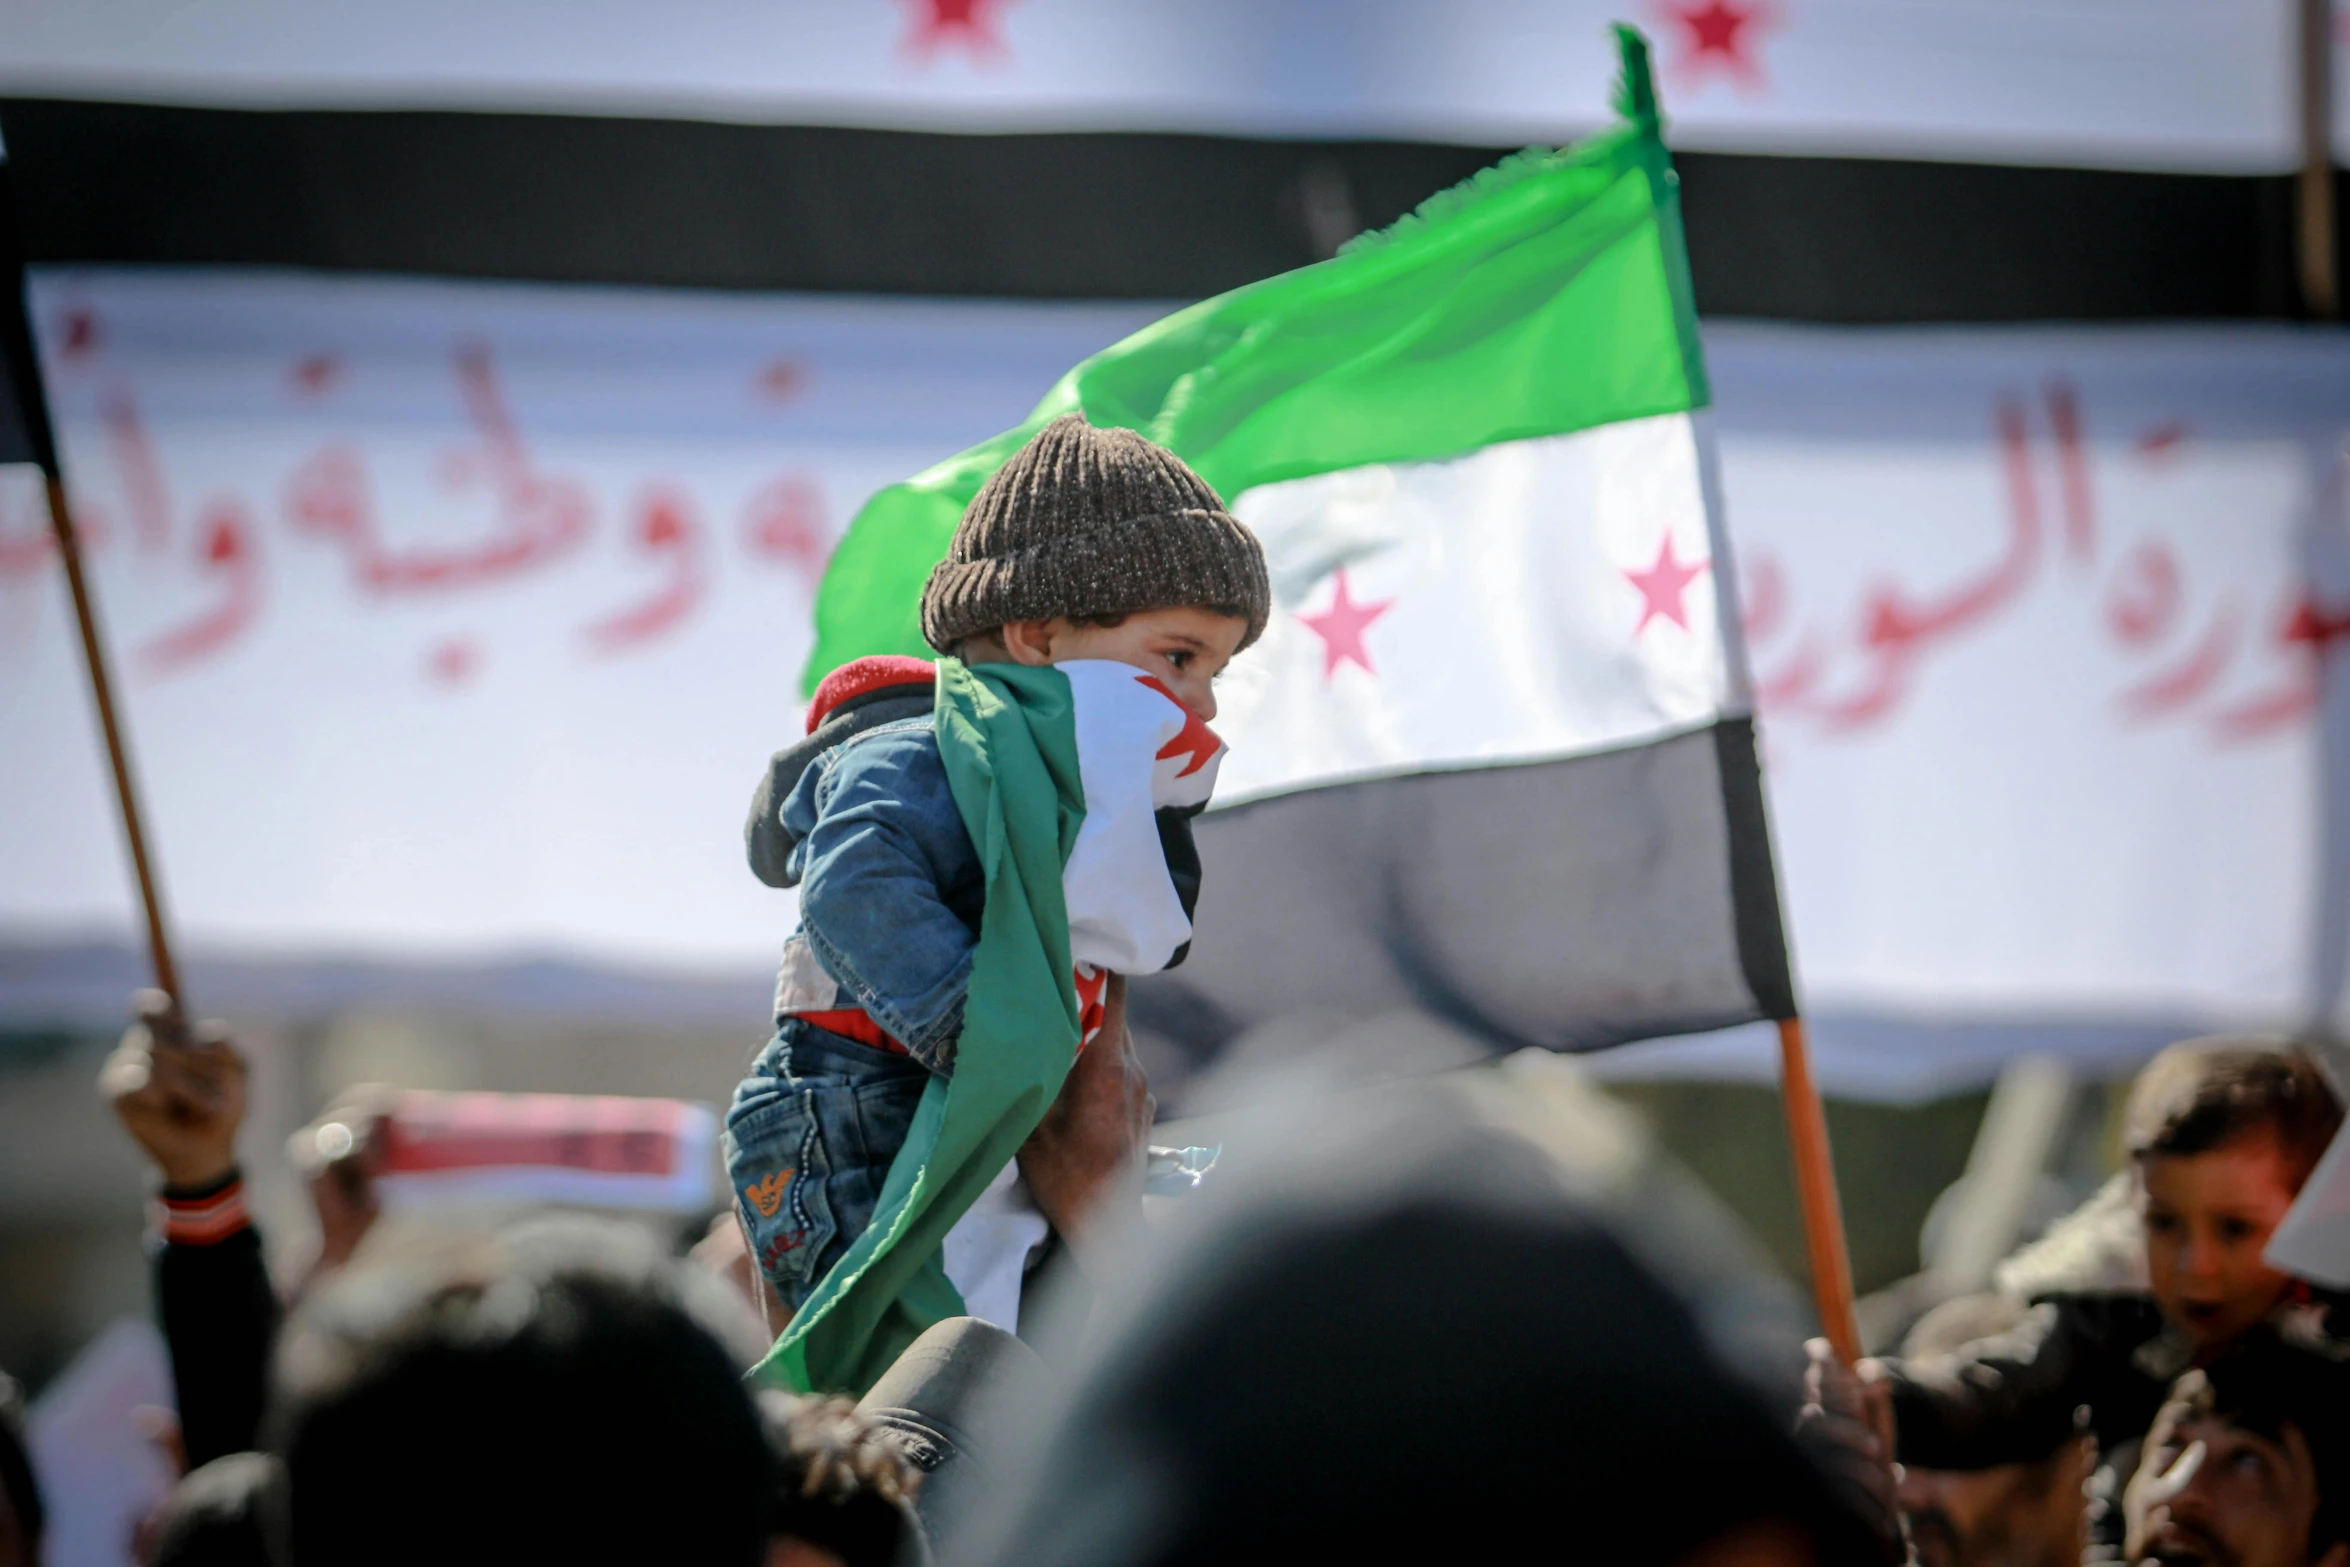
[802,25,1793,1083]
[758,658,1223,1394]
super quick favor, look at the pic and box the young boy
[1873,1037,2346,1557]
[727,413,1268,1340]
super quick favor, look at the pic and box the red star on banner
[1624,532,1711,634]
[899,0,1013,61]
[1299,568,1394,679]
[1657,0,1775,91]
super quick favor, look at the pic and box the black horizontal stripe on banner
[1,98,2334,322]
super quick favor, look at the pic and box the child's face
[993,606,1248,719]
[2138,1131,2303,1352]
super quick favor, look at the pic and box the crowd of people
[0,989,2338,1567]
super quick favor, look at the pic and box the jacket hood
[745,659,938,890]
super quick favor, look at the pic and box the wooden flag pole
[2299,0,2338,320]
[1778,1015,1862,1363]
[41,472,183,1011]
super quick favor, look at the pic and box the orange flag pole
[1777,1015,1861,1362]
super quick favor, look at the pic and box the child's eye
[2217,1216,2257,1243]
[1165,651,1192,670]
[2146,1211,2182,1235]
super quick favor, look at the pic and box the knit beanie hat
[919,414,1271,654]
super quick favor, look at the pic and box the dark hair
[2161,1329,2350,1556]
[0,1369,40,1563]
[1070,605,1249,630]
[757,1393,924,1567]
[958,1097,1888,1567]
[149,1452,280,1567]
[274,1225,771,1567]
[952,604,1251,663]
[2124,1037,2343,1182]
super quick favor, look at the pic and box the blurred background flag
[811,27,1794,1070]
[0,131,63,480]
[365,1091,718,1214]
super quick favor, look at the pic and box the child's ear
[999,619,1058,665]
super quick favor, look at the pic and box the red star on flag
[1299,567,1394,679]
[899,0,1013,61]
[1624,533,1711,634]
[1658,0,1775,91]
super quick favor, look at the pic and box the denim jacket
[746,701,983,1075]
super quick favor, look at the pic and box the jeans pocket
[723,1076,837,1304]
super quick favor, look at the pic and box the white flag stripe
[2267,1122,2350,1290]
[1214,412,1734,808]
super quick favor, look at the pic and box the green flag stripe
[805,26,1700,692]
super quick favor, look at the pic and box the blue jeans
[723,1019,931,1308]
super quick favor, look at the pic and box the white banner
[3,270,2345,1059]
[0,0,2335,173]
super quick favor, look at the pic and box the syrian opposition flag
[803,26,1793,1086]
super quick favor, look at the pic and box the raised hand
[1019,975,1154,1253]
[99,989,247,1189]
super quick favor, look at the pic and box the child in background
[1872,1037,2346,1558]
[729,413,1268,1339]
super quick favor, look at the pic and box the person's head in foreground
[2124,1039,2343,1352]
[2123,1329,2350,1567]
[272,1219,772,1567]
[0,1370,38,1567]
[758,1392,926,1567]
[146,1453,281,1567]
[1894,1293,2094,1567]
[947,1086,1885,1567]
[920,412,1270,719]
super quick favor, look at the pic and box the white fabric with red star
[1058,657,1224,983]
[1210,410,1736,807]
[942,661,1224,1333]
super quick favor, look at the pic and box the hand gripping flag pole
[0,137,184,1012]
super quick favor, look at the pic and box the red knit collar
[805,655,937,734]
